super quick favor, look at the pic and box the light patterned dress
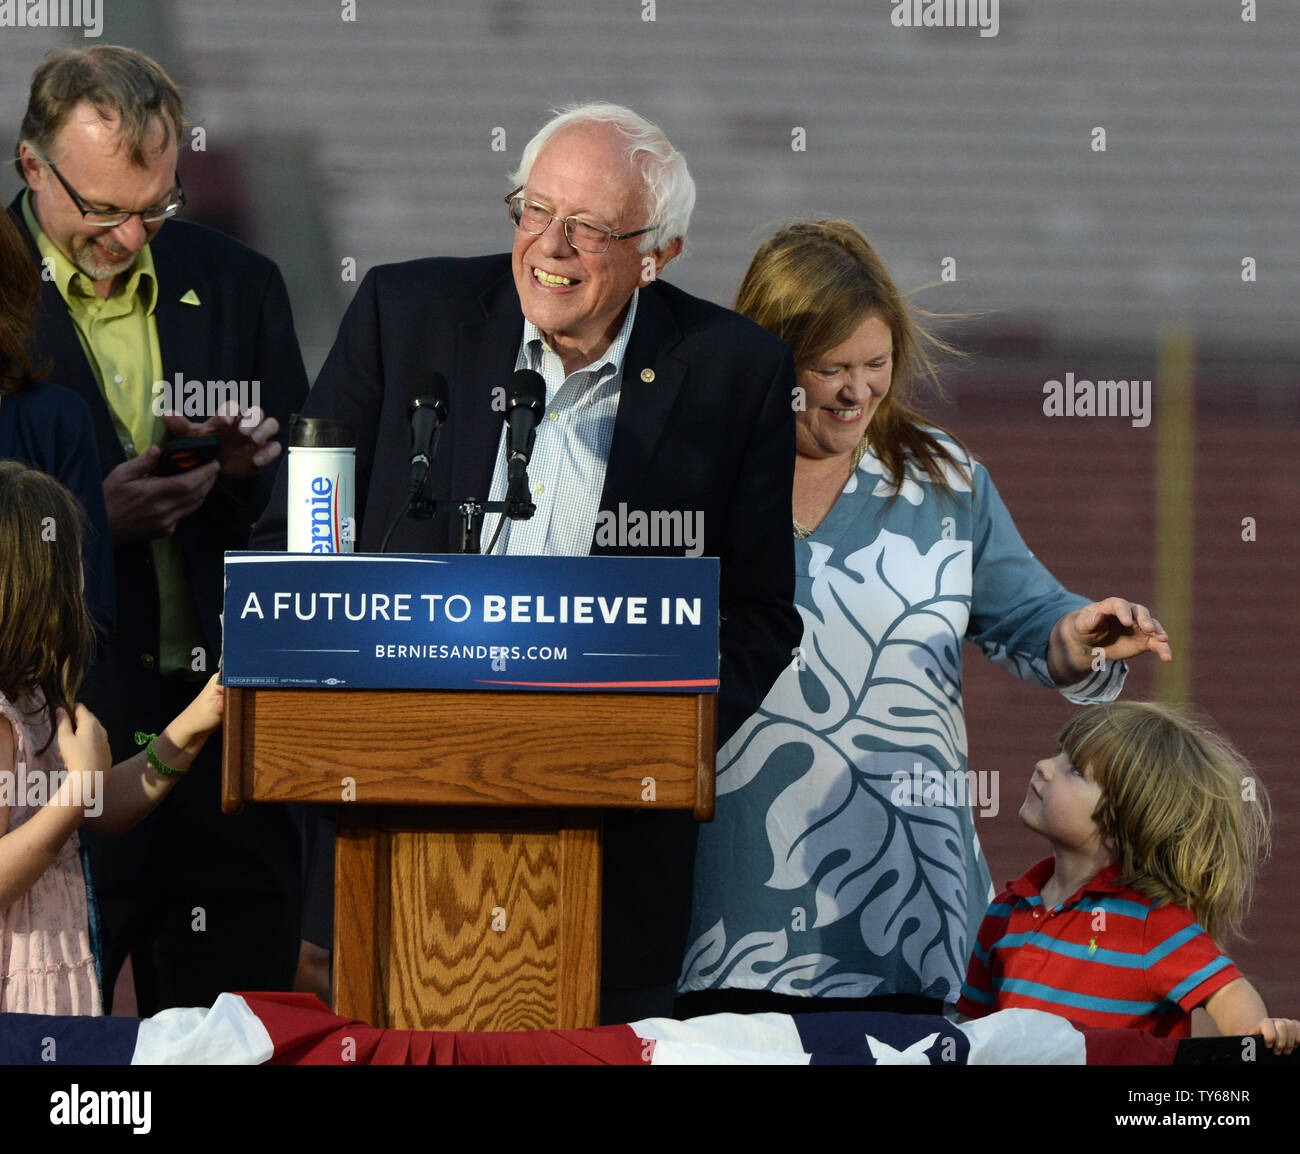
[0,690,102,1015]
[680,435,1124,1005]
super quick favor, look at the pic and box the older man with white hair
[254,102,800,1020]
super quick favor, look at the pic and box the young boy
[956,704,1298,1053]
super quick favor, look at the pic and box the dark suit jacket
[0,380,115,628]
[10,193,310,762]
[253,254,800,989]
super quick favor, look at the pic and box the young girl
[0,461,223,1014]
[958,701,1298,1052]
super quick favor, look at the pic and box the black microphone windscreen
[509,369,546,410]
[408,370,449,406]
[408,371,450,420]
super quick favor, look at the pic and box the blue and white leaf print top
[679,433,1124,1004]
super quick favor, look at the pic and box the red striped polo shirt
[957,858,1242,1037]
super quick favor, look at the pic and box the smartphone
[155,436,219,476]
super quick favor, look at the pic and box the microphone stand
[382,485,536,555]
[447,484,536,555]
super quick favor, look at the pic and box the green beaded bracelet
[133,730,188,778]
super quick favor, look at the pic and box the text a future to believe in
[237,590,705,626]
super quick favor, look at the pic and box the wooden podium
[221,685,715,1031]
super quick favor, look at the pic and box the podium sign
[223,552,719,692]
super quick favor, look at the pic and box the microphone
[505,369,546,485]
[505,369,546,482]
[407,371,450,499]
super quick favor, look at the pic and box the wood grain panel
[555,822,601,1029]
[220,680,245,814]
[382,814,601,1030]
[231,689,713,810]
[333,809,390,1027]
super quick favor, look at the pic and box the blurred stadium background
[3,0,1295,1014]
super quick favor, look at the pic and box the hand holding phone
[154,435,220,476]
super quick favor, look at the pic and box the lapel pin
[180,289,201,306]
[640,367,655,383]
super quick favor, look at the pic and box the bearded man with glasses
[253,101,800,1022]
[9,44,308,1015]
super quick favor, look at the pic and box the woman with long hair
[679,220,1172,1015]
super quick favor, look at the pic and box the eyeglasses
[45,159,185,227]
[504,189,656,254]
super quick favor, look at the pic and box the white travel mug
[287,416,356,553]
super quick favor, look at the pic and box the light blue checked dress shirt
[485,290,639,555]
